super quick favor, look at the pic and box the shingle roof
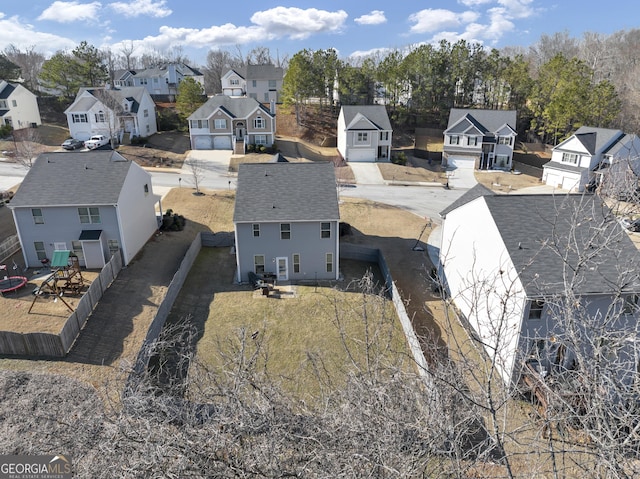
[233,162,339,223]
[188,96,272,121]
[341,105,392,130]
[0,83,16,99]
[9,151,134,207]
[447,109,517,133]
[245,64,283,81]
[541,161,586,174]
[440,183,494,218]
[449,192,640,296]
[568,126,624,155]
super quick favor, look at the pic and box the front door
[276,257,288,281]
[235,122,245,139]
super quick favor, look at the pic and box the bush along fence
[339,243,433,390]
[0,252,123,357]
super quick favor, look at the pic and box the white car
[84,135,110,150]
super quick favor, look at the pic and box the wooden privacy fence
[0,235,20,264]
[0,252,123,357]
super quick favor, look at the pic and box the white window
[467,136,478,146]
[498,136,512,145]
[380,131,389,141]
[78,207,100,224]
[356,132,368,144]
[268,80,276,89]
[11,100,17,107]
[293,254,300,273]
[623,295,639,315]
[450,135,459,145]
[321,222,331,238]
[562,152,579,164]
[0,100,6,108]
[254,255,265,274]
[230,78,239,85]
[34,241,46,261]
[191,119,209,129]
[107,239,119,256]
[280,223,290,240]
[252,80,257,87]
[72,113,88,123]
[123,103,129,112]
[326,253,333,273]
[254,117,265,129]
[528,300,544,320]
[144,109,149,118]
[252,224,260,237]
[214,119,226,129]
[31,208,44,224]
[53,242,67,251]
[95,111,105,122]
[264,93,269,102]
[255,135,267,145]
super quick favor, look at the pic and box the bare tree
[13,127,45,168]
[119,41,136,70]
[3,44,45,92]
[184,157,205,195]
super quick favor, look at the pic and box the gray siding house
[233,162,340,283]
[9,151,161,269]
[337,105,392,162]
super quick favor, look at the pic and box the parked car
[620,217,640,232]
[61,138,84,150]
[84,135,110,150]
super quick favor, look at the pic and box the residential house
[9,151,161,269]
[65,86,157,142]
[0,80,42,129]
[542,126,640,192]
[113,63,204,99]
[233,162,340,283]
[439,185,640,386]
[187,96,276,153]
[442,109,517,170]
[337,105,392,162]
[221,64,283,103]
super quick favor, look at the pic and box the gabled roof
[188,96,272,121]
[9,151,135,208]
[234,162,339,223]
[341,105,392,131]
[0,82,16,99]
[222,69,245,80]
[245,64,283,81]
[65,87,149,115]
[446,109,517,134]
[556,127,624,155]
[445,190,640,296]
[439,183,494,218]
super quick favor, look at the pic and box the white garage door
[562,175,579,192]
[448,156,476,169]
[213,136,232,150]
[194,136,212,150]
[348,148,375,162]
[545,172,561,188]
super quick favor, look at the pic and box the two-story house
[221,64,283,103]
[187,96,276,153]
[113,63,204,99]
[442,109,517,170]
[439,185,640,386]
[542,127,640,192]
[65,86,157,143]
[337,105,392,162]
[9,151,161,269]
[0,80,42,129]
[233,162,340,283]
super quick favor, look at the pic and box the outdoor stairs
[122,132,131,145]
[234,140,244,155]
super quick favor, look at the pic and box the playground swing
[29,251,84,313]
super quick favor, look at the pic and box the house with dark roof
[113,63,204,99]
[542,126,640,192]
[64,86,157,143]
[221,64,283,103]
[337,105,392,162]
[187,96,275,153]
[9,151,161,269]
[0,80,41,129]
[233,162,340,283]
[439,185,640,386]
[442,108,517,170]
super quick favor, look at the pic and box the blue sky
[0,1,636,65]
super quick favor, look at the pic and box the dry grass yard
[475,170,542,192]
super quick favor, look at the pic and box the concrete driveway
[445,165,477,189]
[349,162,386,185]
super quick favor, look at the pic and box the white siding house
[65,87,157,142]
[9,151,161,269]
[337,105,392,162]
[0,80,42,129]
[439,185,640,386]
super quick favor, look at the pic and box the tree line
[2,28,640,143]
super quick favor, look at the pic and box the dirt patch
[117,130,190,168]
[475,170,542,192]
[379,156,447,183]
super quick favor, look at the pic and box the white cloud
[497,0,535,19]
[37,1,102,23]
[0,13,76,54]
[109,0,172,19]
[408,9,479,34]
[354,10,387,26]
[458,0,493,5]
[250,7,348,40]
